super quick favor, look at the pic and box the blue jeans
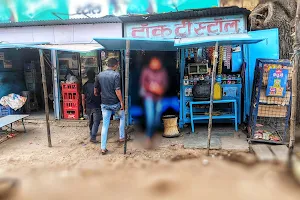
[144,98,162,138]
[86,108,102,141]
[101,103,125,150]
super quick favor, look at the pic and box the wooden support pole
[124,40,130,154]
[207,42,219,156]
[289,0,300,167]
[39,49,52,148]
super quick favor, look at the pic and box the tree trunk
[207,42,219,156]
[289,0,300,166]
[39,49,52,148]
[124,40,130,154]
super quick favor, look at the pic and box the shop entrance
[129,51,180,127]
[0,48,54,119]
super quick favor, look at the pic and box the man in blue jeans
[94,58,125,155]
[82,70,102,143]
[140,57,168,148]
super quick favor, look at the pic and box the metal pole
[207,42,219,156]
[51,50,60,120]
[124,40,130,154]
[39,49,52,147]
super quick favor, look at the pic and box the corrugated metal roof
[34,43,104,52]
[0,16,122,28]
[0,6,250,28]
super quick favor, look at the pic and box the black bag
[192,80,211,101]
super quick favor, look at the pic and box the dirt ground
[0,123,300,200]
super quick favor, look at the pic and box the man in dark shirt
[82,69,102,144]
[94,58,125,155]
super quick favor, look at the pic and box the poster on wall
[266,69,288,97]
[4,60,12,68]
[0,52,4,60]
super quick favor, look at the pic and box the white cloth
[0,93,27,110]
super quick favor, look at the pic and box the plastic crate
[63,108,80,120]
[62,92,80,100]
[0,105,19,117]
[26,82,36,92]
[24,70,36,80]
[63,100,80,110]
[61,83,80,93]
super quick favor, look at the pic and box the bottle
[189,88,193,97]
[213,81,222,100]
[189,75,193,85]
[185,88,189,96]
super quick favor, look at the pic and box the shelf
[248,139,286,145]
[192,113,235,120]
[258,102,290,106]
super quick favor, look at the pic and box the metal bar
[249,139,287,145]
[207,42,219,156]
[77,52,83,118]
[22,119,26,133]
[2,126,17,132]
[121,50,125,103]
[179,49,185,128]
[39,49,52,148]
[124,40,130,154]
[51,50,61,120]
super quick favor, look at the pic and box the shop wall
[0,49,23,72]
[0,23,122,44]
[0,49,39,98]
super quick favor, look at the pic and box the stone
[202,159,209,166]
[221,137,249,152]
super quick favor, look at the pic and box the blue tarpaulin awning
[93,38,177,51]
[174,34,265,48]
[94,34,264,51]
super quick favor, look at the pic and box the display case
[179,46,242,128]
[248,59,292,144]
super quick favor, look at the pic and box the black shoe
[90,139,99,144]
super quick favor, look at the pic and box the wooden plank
[270,145,289,163]
[252,144,275,161]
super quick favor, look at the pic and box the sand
[0,124,299,200]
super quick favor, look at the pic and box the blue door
[243,28,280,121]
